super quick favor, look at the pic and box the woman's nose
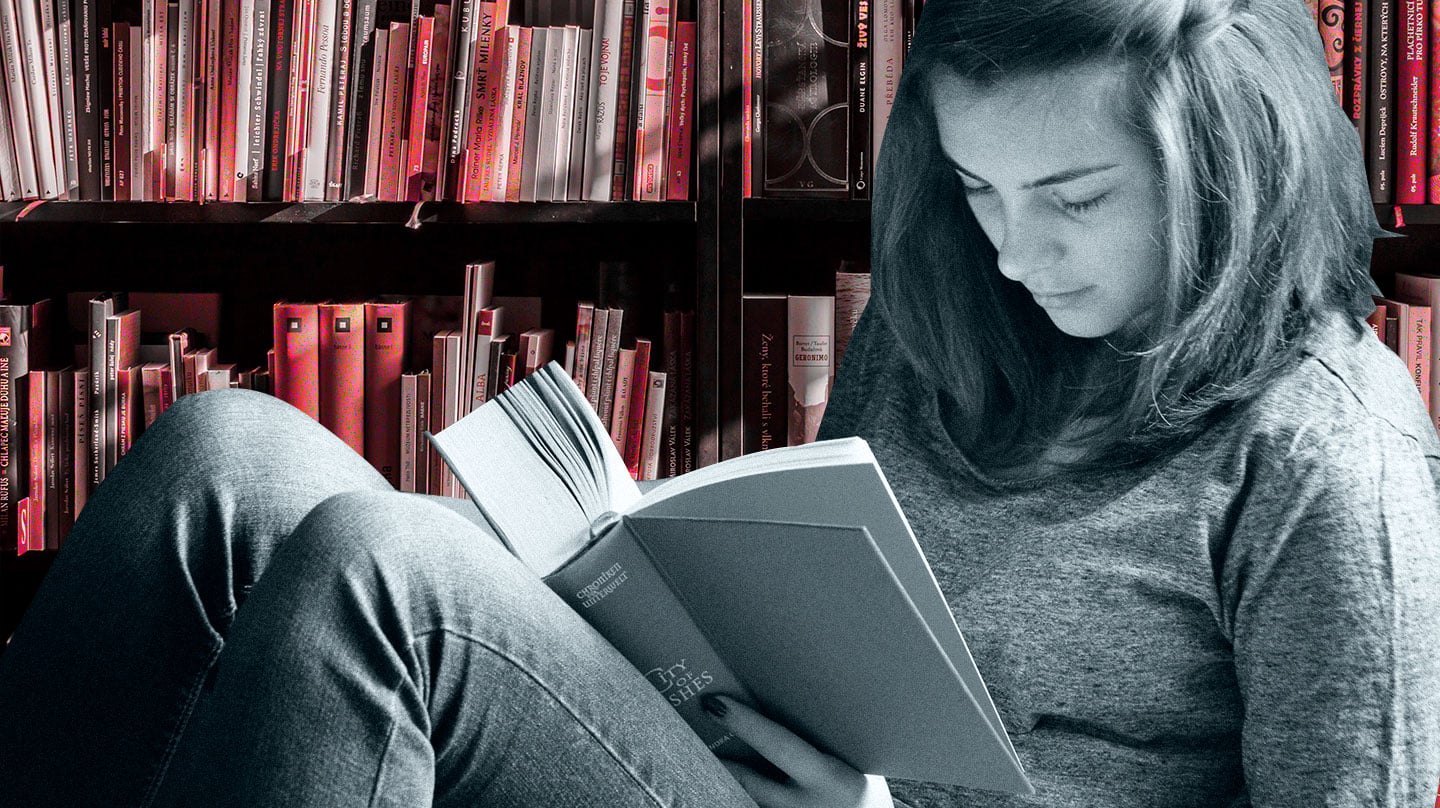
[994,218,1062,284]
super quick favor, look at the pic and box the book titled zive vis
[426,361,1033,794]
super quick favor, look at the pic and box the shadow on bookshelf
[0,201,699,226]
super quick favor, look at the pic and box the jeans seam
[411,627,673,808]
[139,640,225,808]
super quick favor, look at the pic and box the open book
[426,362,1033,794]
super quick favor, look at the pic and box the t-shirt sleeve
[1222,422,1440,806]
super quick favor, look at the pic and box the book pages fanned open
[427,362,1033,794]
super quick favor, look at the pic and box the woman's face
[932,61,1168,339]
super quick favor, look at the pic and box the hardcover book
[761,0,848,197]
[787,294,833,447]
[427,363,1033,794]
[319,301,367,456]
[742,293,787,455]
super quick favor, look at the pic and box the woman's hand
[701,694,893,808]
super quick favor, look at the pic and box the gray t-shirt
[815,306,1440,807]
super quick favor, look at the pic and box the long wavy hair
[871,0,1387,476]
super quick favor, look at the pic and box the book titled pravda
[428,362,1033,795]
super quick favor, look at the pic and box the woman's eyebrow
[942,151,1121,189]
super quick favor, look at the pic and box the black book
[344,0,409,197]
[96,0,115,199]
[849,0,870,200]
[263,0,297,199]
[72,0,103,198]
[1346,0,1368,158]
[761,0,849,197]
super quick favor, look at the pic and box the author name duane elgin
[577,562,629,608]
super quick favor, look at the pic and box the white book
[0,0,39,199]
[634,0,669,201]
[15,0,59,198]
[147,0,168,200]
[203,0,221,199]
[426,364,1032,794]
[787,295,834,447]
[0,85,20,199]
[56,0,79,196]
[534,25,564,201]
[518,26,546,202]
[550,24,577,201]
[362,26,388,199]
[174,0,195,199]
[141,0,154,197]
[233,0,256,198]
[440,0,478,200]
[243,0,270,200]
[302,0,338,200]
[489,24,519,201]
[565,26,589,200]
[582,0,620,200]
[639,369,665,480]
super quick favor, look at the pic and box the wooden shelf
[0,200,698,226]
[742,197,870,222]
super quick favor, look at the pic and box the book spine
[230,0,253,198]
[486,22,516,199]
[833,270,871,374]
[739,0,751,197]
[362,25,388,197]
[519,26,549,201]
[263,0,294,198]
[414,369,430,495]
[141,362,162,428]
[129,25,142,196]
[622,336,650,475]
[787,295,833,447]
[57,0,82,198]
[565,27,590,199]
[115,21,132,198]
[661,308,679,477]
[400,371,417,491]
[760,0,847,197]
[441,0,473,198]
[551,25,578,201]
[55,367,73,544]
[283,0,314,200]
[402,13,435,199]
[632,0,668,200]
[1398,0,1425,203]
[272,302,321,419]
[299,0,336,199]
[420,4,450,199]
[174,0,194,199]
[503,24,529,201]
[39,370,59,546]
[429,329,450,494]
[37,0,69,197]
[340,0,379,197]
[871,0,898,179]
[1321,0,1345,105]
[679,308,692,473]
[1407,304,1432,412]
[0,49,21,200]
[0,0,40,199]
[663,19,691,200]
[609,345,635,452]
[148,0,167,198]
[443,330,463,496]
[28,371,46,551]
[607,0,635,200]
[116,365,138,460]
[0,307,27,552]
[583,0,619,199]
[71,367,89,522]
[87,297,112,486]
[1393,273,1440,431]
[541,516,756,759]
[849,0,869,199]
[639,369,664,480]
[107,310,141,472]
[203,0,223,200]
[16,0,61,197]
[378,20,409,200]
[459,3,497,200]
[573,300,595,394]
[1369,0,1395,202]
[319,302,366,456]
[742,294,786,455]
[322,0,353,199]
[598,307,623,425]
[585,306,609,410]
[364,300,409,487]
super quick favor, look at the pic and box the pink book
[364,300,411,487]
[460,5,503,201]
[272,301,321,419]
[378,22,412,202]
[1399,0,1427,203]
[403,15,436,201]
[505,26,533,202]
[664,20,695,201]
[1394,272,1440,431]
[1377,295,1432,413]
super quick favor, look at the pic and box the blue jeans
[0,388,757,807]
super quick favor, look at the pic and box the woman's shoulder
[1231,314,1440,465]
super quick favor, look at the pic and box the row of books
[741,0,921,199]
[740,264,870,453]
[0,261,697,554]
[0,0,696,202]
[1371,271,1440,433]
[1309,0,1440,205]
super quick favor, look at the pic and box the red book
[17,497,38,555]
[364,299,410,487]
[664,20,695,201]
[505,26,533,202]
[286,0,318,200]
[158,366,175,414]
[609,0,638,200]
[404,15,437,201]
[272,301,321,419]
[116,365,141,460]
[420,4,452,200]
[54,368,73,546]
[217,0,242,201]
[573,300,595,394]
[1399,0,1427,203]
[461,3,503,201]
[320,302,366,456]
[203,0,223,200]
[633,0,673,200]
[72,368,89,524]
[1395,272,1440,431]
[1376,295,1432,411]
[141,363,165,429]
[378,21,412,201]
[623,336,652,476]
[609,346,636,453]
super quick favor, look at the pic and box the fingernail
[701,694,728,719]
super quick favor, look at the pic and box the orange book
[320,302,367,456]
[272,301,321,419]
[505,26,533,202]
[364,300,411,487]
[623,337,652,476]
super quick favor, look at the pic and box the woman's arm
[1223,424,1440,805]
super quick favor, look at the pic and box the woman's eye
[961,183,993,197]
[1060,192,1110,215]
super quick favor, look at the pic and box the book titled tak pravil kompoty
[427,362,1033,795]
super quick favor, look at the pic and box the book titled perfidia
[426,362,1033,794]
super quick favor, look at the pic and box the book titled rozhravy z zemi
[426,362,1033,794]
